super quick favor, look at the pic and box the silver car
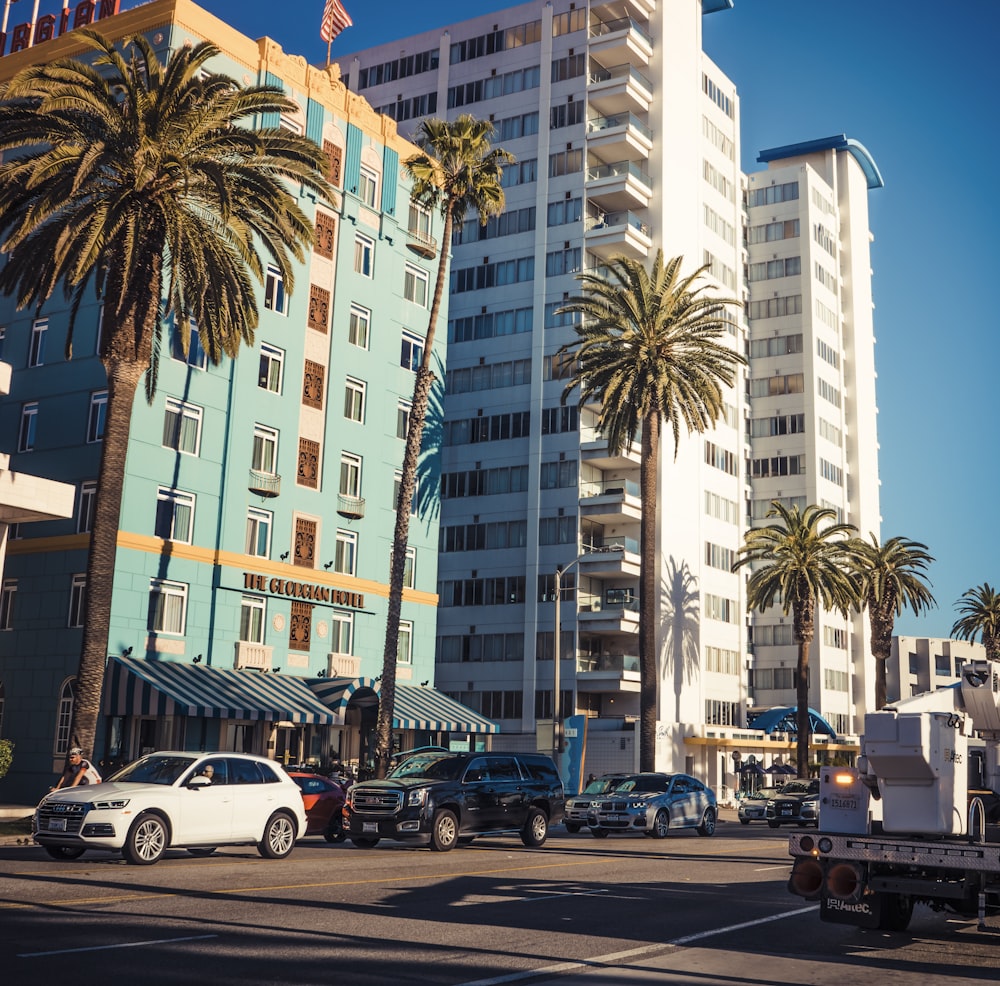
[737,786,784,825]
[587,772,717,838]
[34,751,307,865]
[563,774,628,833]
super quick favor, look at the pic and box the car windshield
[583,776,625,794]
[614,774,668,794]
[387,753,466,781]
[749,787,781,801]
[108,755,197,785]
[781,780,819,795]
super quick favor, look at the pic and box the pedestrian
[52,747,100,790]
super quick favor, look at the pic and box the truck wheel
[351,837,380,849]
[877,894,914,932]
[767,819,781,829]
[521,806,548,847]
[565,822,582,834]
[430,809,459,852]
[697,807,717,837]
[124,812,168,865]
[651,809,669,839]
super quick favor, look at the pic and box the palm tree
[558,252,745,772]
[0,31,331,757]
[373,116,513,778]
[852,534,936,709]
[734,502,858,778]
[951,583,1000,661]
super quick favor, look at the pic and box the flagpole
[326,36,332,69]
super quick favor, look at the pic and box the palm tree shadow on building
[659,557,701,725]
[412,355,444,529]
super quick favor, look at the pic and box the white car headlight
[91,798,130,810]
[630,800,647,810]
[406,789,427,807]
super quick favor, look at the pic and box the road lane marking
[19,934,218,958]
[454,905,820,986]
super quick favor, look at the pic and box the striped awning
[393,685,498,734]
[103,655,339,726]
[308,676,379,713]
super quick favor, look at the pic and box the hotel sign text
[243,571,365,610]
[1,1,121,59]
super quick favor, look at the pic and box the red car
[287,772,346,843]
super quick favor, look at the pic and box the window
[87,390,108,443]
[358,165,379,207]
[302,360,325,409]
[259,344,284,393]
[245,507,272,557]
[397,620,413,665]
[29,318,47,367]
[67,574,86,628]
[162,398,202,455]
[403,547,416,589]
[149,580,187,635]
[252,425,278,474]
[240,595,266,644]
[349,305,370,349]
[0,579,16,630]
[354,234,374,277]
[396,400,411,440]
[297,438,320,490]
[155,488,195,543]
[340,453,362,497]
[77,481,97,534]
[289,600,312,651]
[330,611,353,654]
[334,530,357,576]
[394,471,418,516]
[400,331,424,371]
[408,202,432,239]
[344,378,366,423]
[264,266,286,313]
[403,264,429,307]
[171,322,206,368]
[18,402,37,452]
[55,679,75,756]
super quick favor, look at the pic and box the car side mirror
[188,775,211,788]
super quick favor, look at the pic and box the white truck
[787,657,1000,931]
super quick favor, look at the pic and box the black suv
[344,751,565,851]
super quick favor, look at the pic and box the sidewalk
[0,804,36,846]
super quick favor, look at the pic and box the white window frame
[358,164,379,208]
[54,678,75,756]
[400,330,424,372]
[77,481,97,534]
[394,470,418,516]
[149,579,188,635]
[264,265,286,314]
[403,546,416,589]
[171,322,206,369]
[163,397,203,456]
[67,574,86,628]
[240,595,266,644]
[252,424,279,474]
[87,390,108,443]
[334,529,358,576]
[18,402,37,452]
[29,318,47,367]
[344,377,366,423]
[403,263,429,307]
[397,620,413,666]
[259,343,284,393]
[155,487,195,544]
[330,611,353,655]
[396,400,411,440]
[245,507,273,558]
[0,579,17,630]
[354,234,374,277]
[348,304,370,349]
[339,453,362,498]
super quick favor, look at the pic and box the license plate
[780,808,792,816]
[831,797,857,810]
[362,821,377,833]
[47,817,67,832]
[605,814,626,822]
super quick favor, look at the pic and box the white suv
[34,751,307,865]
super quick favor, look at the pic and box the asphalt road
[1,812,997,985]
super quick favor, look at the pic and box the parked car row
[34,751,739,865]
[736,779,820,827]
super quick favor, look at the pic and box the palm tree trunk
[869,600,894,711]
[793,590,816,779]
[638,411,660,771]
[374,203,455,779]
[68,355,145,757]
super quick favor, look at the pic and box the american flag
[321,0,353,42]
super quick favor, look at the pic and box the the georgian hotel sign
[1,1,121,59]
[243,571,365,611]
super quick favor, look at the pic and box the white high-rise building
[337,1,882,789]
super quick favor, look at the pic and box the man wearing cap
[53,748,93,790]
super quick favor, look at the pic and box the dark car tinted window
[488,757,520,781]
[517,756,559,784]
[114,755,196,785]
[229,758,264,784]
[389,753,467,781]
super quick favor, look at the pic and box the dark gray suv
[344,751,565,851]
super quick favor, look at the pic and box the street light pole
[553,564,564,763]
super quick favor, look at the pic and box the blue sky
[194,0,999,637]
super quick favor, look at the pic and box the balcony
[406,226,438,259]
[578,536,641,578]
[580,427,643,469]
[579,478,642,524]
[337,494,365,519]
[577,594,640,634]
[588,62,653,115]
[576,652,641,694]
[584,208,652,260]
[586,158,652,212]
[248,469,280,498]
[234,641,274,671]
[326,653,362,679]
[589,14,653,67]
[586,110,652,161]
